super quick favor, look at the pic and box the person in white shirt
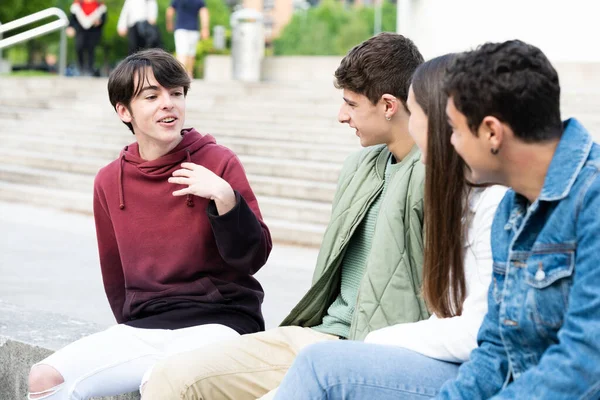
[271,53,507,400]
[117,0,160,54]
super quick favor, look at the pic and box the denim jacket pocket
[524,251,575,331]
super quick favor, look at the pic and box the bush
[273,0,397,56]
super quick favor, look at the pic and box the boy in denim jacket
[442,39,600,399]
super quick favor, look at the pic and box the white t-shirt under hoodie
[365,185,507,363]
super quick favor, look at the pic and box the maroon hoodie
[93,129,272,333]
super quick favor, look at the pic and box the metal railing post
[59,26,66,76]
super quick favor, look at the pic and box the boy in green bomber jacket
[142,32,428,400]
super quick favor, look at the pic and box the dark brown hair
[335,32,424,107]
[412,54,468,318]
[107,48,191,133]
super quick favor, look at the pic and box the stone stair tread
[0,146,109,166]
[0,117,355,142]
[257,195,332,210]
[0,145,343,178]
[0,163,95,181]
[0,181,328,236]
[0,161,335,199]
[0,181,92,206]
[0,124,357,154]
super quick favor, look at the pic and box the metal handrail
[0,8,69,75]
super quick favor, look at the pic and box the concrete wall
[0,59,11,74]
[204,55,600,90]
[396,0,600,62]
[0,301,139,400]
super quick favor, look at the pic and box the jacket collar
[375,144,420,179]
[539,118,593,201]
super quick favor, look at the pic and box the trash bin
[230,8,264,82]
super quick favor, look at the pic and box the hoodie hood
[117,128,215,210]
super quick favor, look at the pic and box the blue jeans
[273,341,460,400]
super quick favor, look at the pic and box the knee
[294,342,332,372]
[141,360,182,400]
[295,340,350,377]
[28,364,64,399]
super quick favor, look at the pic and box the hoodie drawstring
[118,152,126,210]
[186,149,194,207]
[119,147,194,211]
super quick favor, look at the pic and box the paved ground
[0,201,318,331]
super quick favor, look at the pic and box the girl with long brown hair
[271,54,506,400]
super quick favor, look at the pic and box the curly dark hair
[335,32,424,107]
[444,40,562,142]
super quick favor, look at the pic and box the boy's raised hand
[169,162,236,214]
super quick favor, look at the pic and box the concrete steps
[0,181,327,245]
[0,181,92,214]
[0,155,337,203]
[0,112,357,148]
[0,134,344,182]
[2,72,598,246]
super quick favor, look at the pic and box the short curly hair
[335,32,424,107]
[444,40,562,142]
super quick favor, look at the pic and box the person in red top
[27,48,272,400]
[66,0,107,76]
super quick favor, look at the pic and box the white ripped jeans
[29,323,239,399]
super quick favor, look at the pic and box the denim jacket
[437,119,600,400]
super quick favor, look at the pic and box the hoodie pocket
[123,277,229,320]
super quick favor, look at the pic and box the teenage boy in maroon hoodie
[27,48,272,400]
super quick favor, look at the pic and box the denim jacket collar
[539,118,593,202]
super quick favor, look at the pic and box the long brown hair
[412,54,468,317]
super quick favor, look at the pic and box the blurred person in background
[66,0,107,76]
[166,0,210,78]
[117,0,161,54]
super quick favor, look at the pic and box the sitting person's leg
[273,341,460,400]
[28,323,238,399]
[142,326,338,400]
[29,324,161,399]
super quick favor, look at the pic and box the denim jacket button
[535,269,546,281]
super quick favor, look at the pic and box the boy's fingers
[168,177,189,185]
[172,188,190,196]
[180,162,197,170]
[172,169,192,177]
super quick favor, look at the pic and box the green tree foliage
[0,0,24,23]
[205,0,231,29]
[274,0,397,56]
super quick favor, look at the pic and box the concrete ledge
[0,301,139,400]
[205,55,342,82]
[0,337,53,399]
[204,56,600,90]
[0,59,11,75]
